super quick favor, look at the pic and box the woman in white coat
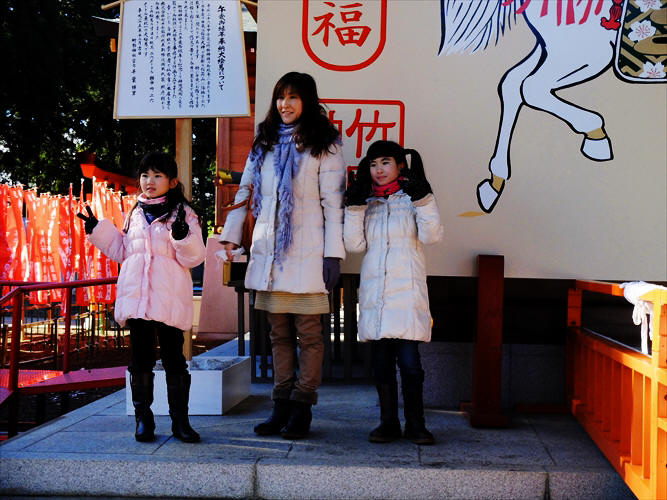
[344,141,443,445]
[220,72,346,440]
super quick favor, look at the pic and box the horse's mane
[439,0,520,54]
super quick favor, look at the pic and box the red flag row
[0,181,137,311]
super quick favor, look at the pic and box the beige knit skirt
[254,291,330,315]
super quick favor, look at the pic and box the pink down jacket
[88,204,206,331]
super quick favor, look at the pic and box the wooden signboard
[114,0,250,119]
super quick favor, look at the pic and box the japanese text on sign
[321,99,405,164]
[115,0,249,119]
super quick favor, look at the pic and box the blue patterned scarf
[248,123,302,265]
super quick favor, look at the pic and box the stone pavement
[0,381,635,500]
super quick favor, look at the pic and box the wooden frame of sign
[114,0,250,119]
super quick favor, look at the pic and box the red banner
[0,185,13,282]
[1,180,125,307]
[7,186,29,283]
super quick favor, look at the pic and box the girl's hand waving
[76,205,99,235]
[171,203,190,240]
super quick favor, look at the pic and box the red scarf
[372,178,402,198]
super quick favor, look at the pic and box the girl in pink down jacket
[77,152,206,444]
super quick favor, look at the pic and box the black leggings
[127,319,188,376]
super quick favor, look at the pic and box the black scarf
[138,194,169,224]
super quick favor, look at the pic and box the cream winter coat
[219,145,346,293]
[344,192,443,342]
[88,205,206,331]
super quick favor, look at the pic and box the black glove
[76,205,98,235]
[399,173,432,202]
[171,203,189,240]
[322,257,340,292]
[344,162,372,206]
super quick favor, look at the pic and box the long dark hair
[123,152,197,232]
[252,72,339,158]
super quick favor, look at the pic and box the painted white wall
[255,0,666,280]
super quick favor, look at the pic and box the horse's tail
[439,0,521,55]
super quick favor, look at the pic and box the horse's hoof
[581,137,613,161]
[476,179,504,213]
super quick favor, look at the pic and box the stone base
[125,356,250,415]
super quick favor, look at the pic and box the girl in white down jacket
[220,72,346,440]
[344,141,443,445]
[78,152,206,444]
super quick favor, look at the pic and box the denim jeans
[371,338,424,387]
[127,319,188,376]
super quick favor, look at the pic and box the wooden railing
[567,280,667,500]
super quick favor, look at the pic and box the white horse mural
[439,0,667,213]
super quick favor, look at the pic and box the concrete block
[419,342,565,409]
[1,458,255,498]
[509,344,565,405]
[420,342,472,409]
[125,356,250,415]
[548,470,635,499]
[256,463,546,499]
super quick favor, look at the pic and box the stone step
[0,385,634,499]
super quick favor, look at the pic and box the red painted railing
[567,280,667,500]
[1,278,125,437]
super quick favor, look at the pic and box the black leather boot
[402,379,434,445]
[130,372,156,442]
[281,401,312,440]
[166,372,200,443]
[369,383,402,443]
[254,398,291,435]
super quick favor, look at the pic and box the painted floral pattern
[635,0,662,12]
[639,61,666,79]
[628,20,656,41]
[615,0,666,81]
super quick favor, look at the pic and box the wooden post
[216,117,231,173]
[464,254,509,427]
[175,118,192,200]
[175,118,193,360]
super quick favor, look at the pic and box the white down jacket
[344,192,443,342]
[220,145,346,293]
[88,205,206,331]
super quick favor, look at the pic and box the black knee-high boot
[166,372,200,443]
[402,378,434,445]
[369,383,402,443]
[130,372,156,442]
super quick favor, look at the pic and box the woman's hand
[171,203,190,240]
[76,205,98,234]
[221,241,240,261]
[322,257,340,292]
